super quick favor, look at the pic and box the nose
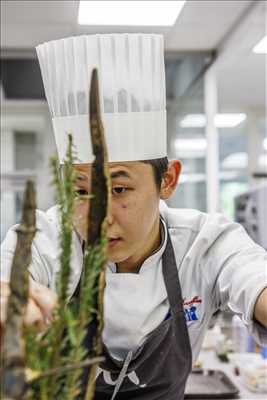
[106,202,114,225]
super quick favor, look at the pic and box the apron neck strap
[162,230,184,314]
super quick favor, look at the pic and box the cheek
[73,201,89,224]
[72,201,90,240]
[130,196,159,233]
[118,200,147,233]
[114,193,158,236]
[113,200,135,228]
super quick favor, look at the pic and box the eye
[112,187,127,195]
[75,189,88,196]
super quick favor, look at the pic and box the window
[1,131,37,241]
[15,131,37,170]
[219,124,249,219]
[166,69,207,211]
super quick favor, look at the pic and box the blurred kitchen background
[1,0,266,244]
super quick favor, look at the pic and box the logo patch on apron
[96,366,147,388]
[183,296,202,322]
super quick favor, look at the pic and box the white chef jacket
[1,202,267,362]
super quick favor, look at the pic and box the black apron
[92,230,192,400]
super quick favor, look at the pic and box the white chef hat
[36,34,167,164]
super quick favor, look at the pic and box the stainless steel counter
[198,349,266,399]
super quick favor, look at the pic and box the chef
[1,34,267,400]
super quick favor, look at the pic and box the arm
[254,287,267,328]
[1,225,57,329]
[205,215,267,344]
[1,278,57,328]
[1,225,50,285]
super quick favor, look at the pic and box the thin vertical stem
[1,181,36,400]
[84,68,110,400]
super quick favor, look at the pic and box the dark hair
[142,157,169,190]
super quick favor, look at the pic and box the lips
[107,237,122,248]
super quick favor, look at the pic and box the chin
[106,250,128,264]
[106,253,122,263]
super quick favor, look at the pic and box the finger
[24,298,45,329]
[29,279,58,320]
[0,281,10,297]
[0,295,8,325]
[1,295,45,330]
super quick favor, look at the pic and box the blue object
[261,346,267,359]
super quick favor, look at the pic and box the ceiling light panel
[175,138,207,151]
[78,1,186,26]
[253,35,267,54]
[214,113,247,128]
[179,114,206,128]
[179,113,247,128]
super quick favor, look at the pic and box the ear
[160,160,182,200]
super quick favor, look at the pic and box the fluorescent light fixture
[221,152,248,170]
[253,35,267,54]
[263,137,267,151]
[180,113,247,128]
[180,114,206,128]
[78,1,186,26]
[174,138,207,152]
[178,173,206,184]
[214,113,247,128]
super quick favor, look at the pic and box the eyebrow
[110,170,131,180]
[75,174,88,182]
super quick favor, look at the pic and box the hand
[0,278,57,330]
[254,287,267,328]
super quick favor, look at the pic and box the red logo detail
[183,296,202,306]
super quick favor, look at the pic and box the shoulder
[160,200,207,233]
[35,205,61,238]
[159,201,255,257]
[1,205,60,246]
[1,205,61,284]
[1,205,62,263]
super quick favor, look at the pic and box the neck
[117,217,161,273]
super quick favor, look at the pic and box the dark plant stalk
[84,69,110,400]
[1,181,37,400]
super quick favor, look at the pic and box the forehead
[73,161,153,180]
